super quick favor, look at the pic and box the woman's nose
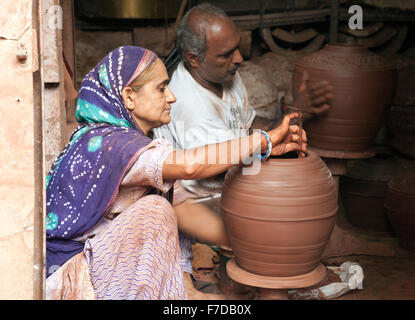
[165,86,176,103]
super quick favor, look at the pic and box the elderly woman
[46,46,306,300]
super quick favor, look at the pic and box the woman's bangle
[259,130,272,160]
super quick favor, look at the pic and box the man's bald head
[176,3,230,61]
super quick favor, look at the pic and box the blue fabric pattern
[46,46,158,277]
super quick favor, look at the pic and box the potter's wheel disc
[226,259,326,289]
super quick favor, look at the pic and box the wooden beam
[329,0,339,43]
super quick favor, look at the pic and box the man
[154,3,332,299]
[155,3,332,199]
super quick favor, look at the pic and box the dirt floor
[190,206,415,300]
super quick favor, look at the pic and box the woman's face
[124,58,176,134]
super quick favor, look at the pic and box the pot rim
[264,150,317,165]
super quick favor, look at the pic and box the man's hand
[292,71,333,119]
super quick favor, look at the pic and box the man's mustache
[229,64,240,73]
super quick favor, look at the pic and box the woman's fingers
[290,133,307,143]
[268,112,301,146]
[283,112,301,124]
[289,126,307,142]
[270,136,308,156]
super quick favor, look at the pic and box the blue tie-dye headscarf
[46,46,158,277]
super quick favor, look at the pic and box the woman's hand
[267,112,307,157]
[163,112,307,181]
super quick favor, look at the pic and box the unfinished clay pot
[221,151,338,277]
[340,149,397,233]
[387,105,415,159]
[293,44,397,151]
[385,167,415,251]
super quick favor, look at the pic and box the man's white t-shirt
[154,62,255,197]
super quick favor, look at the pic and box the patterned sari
[46,46,186,299]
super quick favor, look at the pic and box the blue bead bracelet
[259,130,272,160]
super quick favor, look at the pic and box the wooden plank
[41,0,67,169]
[231,9,331,30]
[42,0,62,83]
[329,0,339,43]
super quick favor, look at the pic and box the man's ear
[121,87,135,111]
[185,52,202,69]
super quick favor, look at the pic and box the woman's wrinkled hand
[267,112,307,157]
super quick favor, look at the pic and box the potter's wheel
[226,259,327,299]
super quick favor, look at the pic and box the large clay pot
[221,151,338,277]
[292,44,397,152]
[340,150,396,233]
[385,167,415,251]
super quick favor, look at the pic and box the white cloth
[154,62,255,197]
[288,262,364,300]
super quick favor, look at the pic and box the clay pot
[220,151,338,277]
[387,105,415,159]
[292,44,397,152]
[385,167,415,251]
[340,150,396,233]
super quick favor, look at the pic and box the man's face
[196,18,243,84]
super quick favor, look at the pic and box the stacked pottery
[292,44,397,152]
[387,57,415,159]
[220,151,338,277]
[385,167,415,251]
[340,149,397,233]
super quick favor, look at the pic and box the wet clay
[293,44,397,152]
[385,167,415,251]
[220,151,338,277]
